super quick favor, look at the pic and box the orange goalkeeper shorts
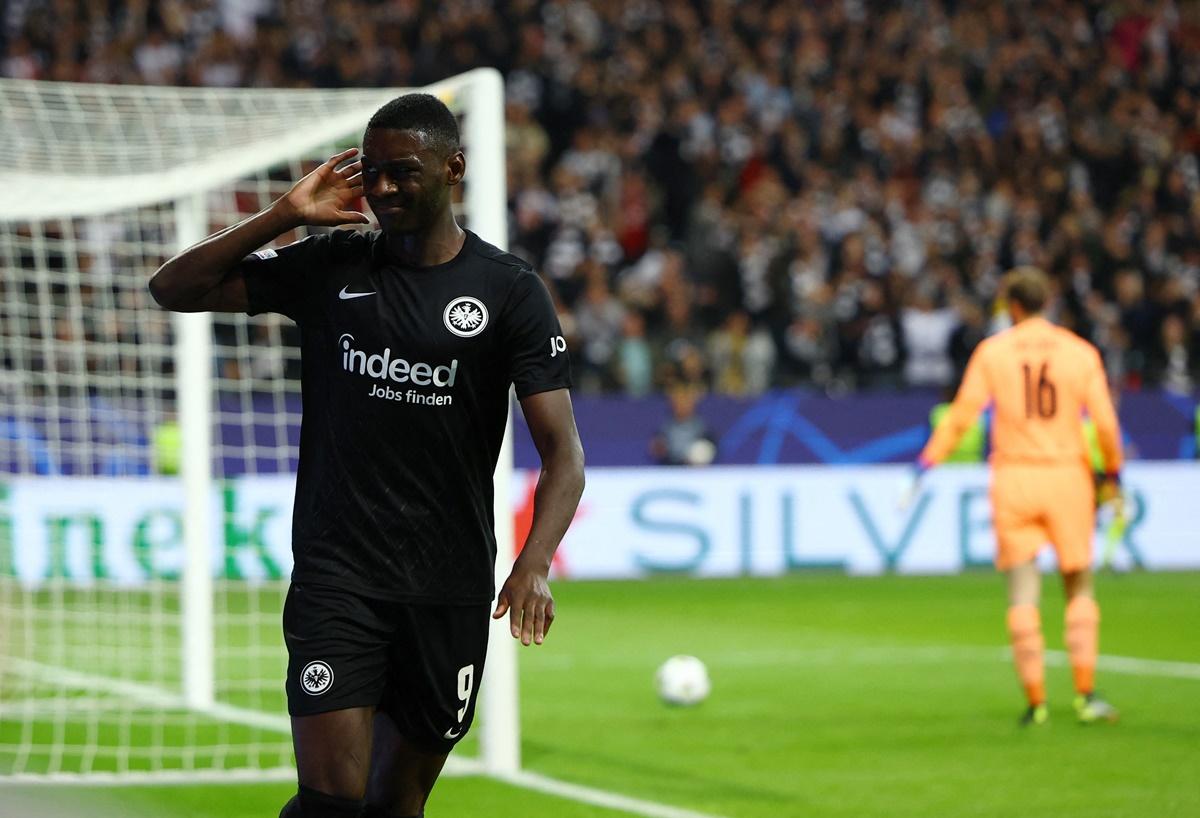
[990,462,1096,573]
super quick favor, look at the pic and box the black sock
[289,785,363,818]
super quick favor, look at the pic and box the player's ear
[446,149,465,187]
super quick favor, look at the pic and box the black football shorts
[282,582,490,754]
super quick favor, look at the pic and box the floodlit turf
[0,778,635,818]
[3,572,1198,818]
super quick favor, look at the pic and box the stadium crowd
[4,0,1200,397]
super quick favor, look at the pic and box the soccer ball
[655,655,710,706]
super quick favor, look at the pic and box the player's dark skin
[151,130,585,816]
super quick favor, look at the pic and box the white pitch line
[0,762,478,787]
[730,645,1200,680]
[6,647,1198,818]
[2,660,726,817]
[4,658,185,711]
[0,767,300,787]
[496,769,729,818]
[1046,650,1200,680]
[0,764,729,818]
[4,658,289,733]
[2,657,476,780]
[535,645,1200,681]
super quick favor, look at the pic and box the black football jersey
[241,229,571,603]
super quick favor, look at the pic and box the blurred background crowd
[4,0,1200,398]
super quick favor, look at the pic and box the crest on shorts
[301,660,334,695]
[443,296,488,338]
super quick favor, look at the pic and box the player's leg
[279,711,375,817]
[1047,467,1117,722]
[993,468,1049,723]
[364,603,490,816]
[363,711,447,817]
[279,583,395,816]
[1006,558,1047,724]
[1051,467,1099,698]
[291,708,375,805]
[1061,569,1098,697]
[1061,569,1118,722]
[1062,569,1118,722]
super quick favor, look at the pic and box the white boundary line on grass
[1,765,730,818]
[495,769,729,818]
[8,647,1200,815]
[1050,650,1200,680]
[0,767,301,786]
[2,658,730,818]
[695,645,1200,680]
[0,658,480,780]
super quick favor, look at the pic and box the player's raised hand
[493,563,555,646]
[277,147,370,228]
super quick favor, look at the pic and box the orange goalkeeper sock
[1007,604,1045,706]
[1065,595,1100,695]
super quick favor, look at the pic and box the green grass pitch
[3,572,1198,817]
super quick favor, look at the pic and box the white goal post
[0,68,519,781]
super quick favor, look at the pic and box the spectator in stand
[901,281,959,389]
[4,0,1198,399]
[708,311,775,396]
[650,384,716,467]
[615,311,654,398]
[572,268,625,392]
[1149,312,1200,393]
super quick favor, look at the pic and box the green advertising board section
[2,462,1194,585]
[0,480,290,583]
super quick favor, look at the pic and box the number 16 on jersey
[1023,362,1057,419]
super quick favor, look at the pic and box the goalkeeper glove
[1095,470,1122,509]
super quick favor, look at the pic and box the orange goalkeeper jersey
[920,317,1123,470]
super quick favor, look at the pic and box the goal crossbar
[0,71,499,221]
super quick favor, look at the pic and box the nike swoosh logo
[339,285,377,300]
[443,726,463,740]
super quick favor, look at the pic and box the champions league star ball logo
[443,296,488,338]
[300,660,334,695]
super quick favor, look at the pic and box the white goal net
[0,69,517,782]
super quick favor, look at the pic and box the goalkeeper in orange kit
[915,267,1122,726]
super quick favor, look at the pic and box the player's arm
[1083,348,1124,487]
[148,148,368,312]
[494,388,585,646]
[918,344,992,468]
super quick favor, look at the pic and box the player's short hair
[1004,266,1050,313]
[366,93,460,157]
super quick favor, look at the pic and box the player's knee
[294,736,372,803]
[278,784,363,818]
[1062,569,1094,599]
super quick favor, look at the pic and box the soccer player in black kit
[150,94,585,818]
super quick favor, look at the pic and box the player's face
[361,128,464,235]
